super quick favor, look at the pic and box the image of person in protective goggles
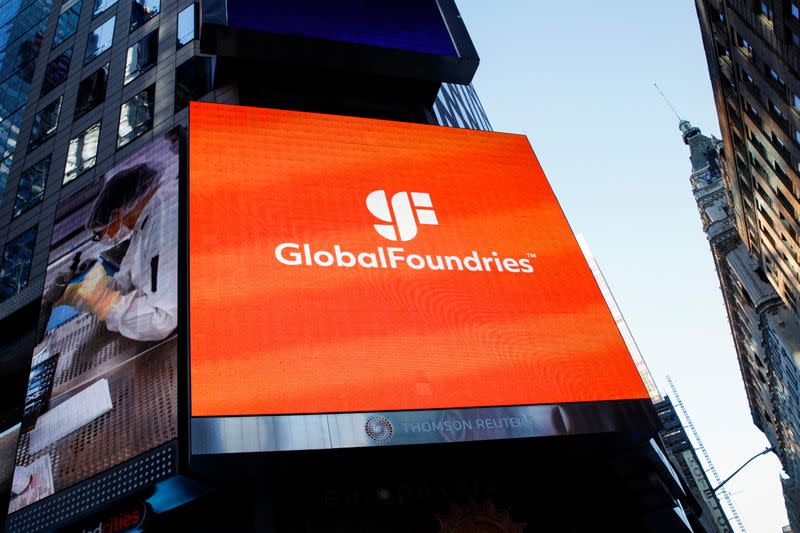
[58,162,178,342]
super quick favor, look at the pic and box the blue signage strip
[199,0,479,84]
[226,0,458,57]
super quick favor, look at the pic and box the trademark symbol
[526,253,537,259]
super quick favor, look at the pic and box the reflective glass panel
[92,0,115,18]
[130,0,159,31]
[63,121,99,184]
[74,63,108,118]
[0,156,10,205]
[117,84,153,147]
[174,56,211,111]
[13,154,50,217]
[85,16,114,62]
[176,4,194,47]
[40,47,73,96]
[28,96,61,149]
[0,226,37,302]
[0,109,23,159]
[124,30,157,84]
[53,0,82,48]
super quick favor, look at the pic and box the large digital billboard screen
[188,102,654,456]
[7,133,180,514]
[200,0,478,84]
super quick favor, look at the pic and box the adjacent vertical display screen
[8,133,179,513]
[224,0,457,56]
[189,103,652,456]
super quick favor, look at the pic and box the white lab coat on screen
[105,178,179,341]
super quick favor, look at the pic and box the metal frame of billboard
[198,0,480,85]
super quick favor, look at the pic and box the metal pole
[712,447,776,493]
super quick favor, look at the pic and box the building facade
[694,0,800,316]
[0,1,495,530]
[0,1,710,531]
[680,115,800,529]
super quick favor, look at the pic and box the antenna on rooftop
[655,83,683,121]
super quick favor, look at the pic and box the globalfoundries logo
[366,190,438,241]
[273,190,534,273]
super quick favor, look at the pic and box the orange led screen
[189,102,648,418]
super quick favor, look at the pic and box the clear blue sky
[456,1,788,530]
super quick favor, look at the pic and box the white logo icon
[366,190,438,241]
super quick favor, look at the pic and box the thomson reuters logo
[365,416,393,441]
[366,190,438,241]
[273,189,534,273]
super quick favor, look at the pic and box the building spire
[655,83,682,121]
[654,84,701,144]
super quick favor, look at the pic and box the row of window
[0,92,147,296]
[0,0,54,218]
[16,83,152,213]
[0,78,151,299]
[756,0,800,23]
[38,3,196,126]
[728,47,800,190]
[0,0,202,305]
[54,2,195,67]
[53,0,180,52]
[27,44,210,157]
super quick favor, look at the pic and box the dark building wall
[695,0,800,315]
[693,2,800,528]
[0,1,496,530]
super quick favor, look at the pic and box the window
[760,2,774,20]
[13,156,50,218]
[124,30,158,84]
[130,0,159,31]
[794,94,800,110]
[0,227,37,302]
[177,4,195,47]
[74,63,108,119]
[772,131,787,152]
[751,132,766,155]
[93,0,116,17]
[85,16,115,62]
[746,101,760,122]
[175,56,212,111]
[770,100,788,124]
[768,67,785,87]
[118,85,154,148]
[793,2,800,18]
[53,0,82,48]
[738,35,754,55]
[41,47,73,96]
[788,28,800,47]
[29,97,62,149]
[0,157,10,202]
[64,122,100,184]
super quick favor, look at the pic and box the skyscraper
[694,0,800,318]
[680,115,800,529]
